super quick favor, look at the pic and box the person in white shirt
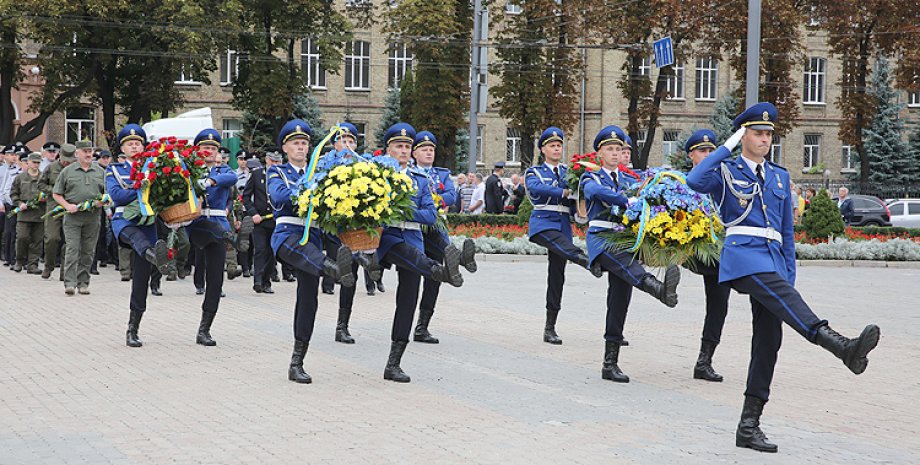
[39,141,60,173]
[468,173,485,214]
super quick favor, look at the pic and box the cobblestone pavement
[0,258,917,464]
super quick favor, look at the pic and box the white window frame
[477,125,485,164]
[345,40,371,91]
[301,38,326,89]
[506,127,522,163]
[803,57,826,105]
[220,49,239,86]
[175,64,201,85]
[351,122,367,149]
[665,62,684,100]
[222,119,242,140]
[662,129,680,157]
[909,91,920,108]
[636,130,647,153]
[388,43,413,89]
[768,136,782,165]
[695,57,718,101]
[841,144,856,172]
[803,134,821,169]
[65,107,96,145]
[505,1,522,14]
[639,56,652,77]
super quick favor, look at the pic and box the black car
[833,194,892,226]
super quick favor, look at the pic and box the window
[175,65,200,84]
[301,38,326,89]
[842,145,855,170]
[220,49,240,86]
[506,128,522,163]
[662,130,680,157]
[222,119,242,140]
[889,203,904,216]
[636,130,647,152]
[909,91,920,107]
[665,62,684,99]
[345,41,371,90]
[639,55,652,77]
[909,203,920,215]
[388,43,413,89]
[477,125,484,163]
[351,122,367,150]
[65,107,96,145]
[769,136,782,164]
[803,57,826,104]
[505,1,522,14]
[804,134,821,168]
[695,57,718,101]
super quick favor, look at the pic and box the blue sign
[653,36,674,68]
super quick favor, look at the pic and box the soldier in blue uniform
[376,123,463,382]
[183,129,238,346]
[268,119,355,384]
[526,127,603,345]
[681,129,732,382]
[412,130,477,344]
[105,124,170,347]
[581,125,680,383]
[687,102,881,453]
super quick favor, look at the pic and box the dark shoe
[693,340,723,382]
[288,340,312,384]
[150,287,163,296]
[12,263,22,272]
[460,238,477,273]
[543,309,562,345]
[195,287,205,295]
[323,247,355,288]
[736,396,778,453]
[262,285,274,294]
[383,341,411,382]
[322,288,335,295]
[413,308,439,344]
[64,287,75,296]
[121,275,131,282]
[376,281,385,293]
[99,262,107,268]
[589,261,604,278]
[280,274,291,283]
[226,267,242,280]
[27,266,41,275]
[220,291,225,298]
[242,270,251,278]
[366,288,376,296]
[432,246,463,287]
[354,252,383,282]
[601,341,629,382]
[166,271,177,281]
[196,312,217,346]
[814,324,880,375]
[639,265,680,307]
[144,240,170,274]
[126,311,144,347]
[620,339,629,347]
[90,268,99,275]
[253,283,263,294]
[335,308,355,344]
[41,267,52,279]
[178,268,188,279]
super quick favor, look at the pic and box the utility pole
[468,0,487,174]
[745,0,762,107]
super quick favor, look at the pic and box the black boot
[460,238,477,273]
[572,252,603,278]
[814,324,880,375]
[693,340,723,382]
[196,311,217,346]
[639,265,680,307]
[383,341,411,382]
[355,252,383,282]
[414,308,439,344]
[735,395,778,453]
[431,246,463,287]
[323,247,356,288]
[543,309,562,345]
[144,240,170,274]
[126,311,144,348]
[601,341,629,382]
[288,340,312,384]
[335,308,355,344]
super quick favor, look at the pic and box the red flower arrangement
[565,152,602,193]
[128,136,209,214]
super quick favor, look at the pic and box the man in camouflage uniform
[10,152,45,273]
[39,143,74,280]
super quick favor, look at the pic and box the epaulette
[767,161,788,172]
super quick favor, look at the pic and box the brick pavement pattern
[0,258,917,464]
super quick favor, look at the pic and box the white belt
[200,209,227,217]
[726,226,783,244]
[533,204,570,213]
[588,220,615,229]
[391,221,421,231]
[276,216,306,226]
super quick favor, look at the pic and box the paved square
[0,258,917,464]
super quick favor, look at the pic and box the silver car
[887,199,920,228]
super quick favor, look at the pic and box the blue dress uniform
[581,125,680,383]
[680,129,732,383]
[413,131,477,344]
[526,127,600,345]
[687,102,881,453]
[106,124,170,348]
[183,129,238,346]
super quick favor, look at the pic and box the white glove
[197,179,209,190]
[724,127,746,151]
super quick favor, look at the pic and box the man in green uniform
[53,140,105,295]
[39,143,74,280]
[10,152,45,273]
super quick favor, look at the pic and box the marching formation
[0,102,881,453]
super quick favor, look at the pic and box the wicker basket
[159,202,201,224]
[339,228,383,251]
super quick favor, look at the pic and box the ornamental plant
[127,137,209,213]
[801,189,845,241]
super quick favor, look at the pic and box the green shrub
[516,196,533,226]
[445,213,518,226]
[801,189,845,240]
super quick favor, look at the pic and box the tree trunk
[638,66,672,170]
[439,131,457,172]
[523,130,536,169]
[0,23,17,146]
[97,59,118,149]
[856,36,871,185]
[625,53,642,162]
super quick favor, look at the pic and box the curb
[474,254,920,268]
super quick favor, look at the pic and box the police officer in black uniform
[242,153,277,294]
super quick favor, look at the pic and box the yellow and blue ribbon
[137,156,157,217]
[298,126,345,245]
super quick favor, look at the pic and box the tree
[385,0,472,171]
[802,189,845,241]
[242,92,324,152]
[375,86,402,150]
[491,0,583,168]
[860,55,912,187]
[709,94,740,144]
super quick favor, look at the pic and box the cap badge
[763,111,770,121]
[703,135,710,142]
[129,129,136,135]
[400,129,407,136]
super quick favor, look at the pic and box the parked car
[832,194,891,226]
[886,199,920,228]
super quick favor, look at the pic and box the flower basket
[159,201,201,224]
[339,227,383,251]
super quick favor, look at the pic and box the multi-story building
[18,2,920,187]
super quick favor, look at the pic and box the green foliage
[375,87,402,150]
[515,196,533,227]
[861,55,913,185]
[242,92,324,152]
[853,226,920,237]
[446,213,519,226]
[710,94,740,144]
[802,189,845,240]
[668,130,696,172]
